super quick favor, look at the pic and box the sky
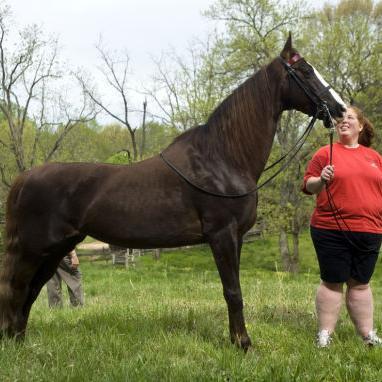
[10,0,216,81]
[9,0,324,126]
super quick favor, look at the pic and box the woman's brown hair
[350,106,375,147]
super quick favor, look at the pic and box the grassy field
[1,231,382,381]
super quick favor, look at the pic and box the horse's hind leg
[0,249,43,338]
[0,249,61,339]
[22,254,63,324]
[208,226,251,351]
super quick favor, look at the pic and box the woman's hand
[69,250,80,269]
[320,165,334,184]
[306,165,335,194]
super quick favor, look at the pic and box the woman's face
[336,107,363,144]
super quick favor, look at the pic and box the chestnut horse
[0,35,344,350]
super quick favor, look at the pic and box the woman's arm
[305,165,334,194]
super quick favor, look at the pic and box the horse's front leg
[208,226,251,351]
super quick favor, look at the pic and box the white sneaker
[317,329,332,348]
[363,330,382,346]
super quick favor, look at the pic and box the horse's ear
[280,32,292,60]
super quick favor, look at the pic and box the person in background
[302,106,382,347]
[46,249,84,308]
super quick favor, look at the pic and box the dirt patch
[77,241,109,251]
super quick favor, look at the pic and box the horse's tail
[4,173,26,256]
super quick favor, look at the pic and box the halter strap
[279,57,320,106]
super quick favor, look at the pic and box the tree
[149,36,230,131]
[204,0,306,79]
[301,0,382,124]
[77,40,146,161]
[0,4,95,187]
[203,0,382,272]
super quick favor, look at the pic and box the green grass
[2,231,382,381]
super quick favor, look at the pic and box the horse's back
[13,157,204,250]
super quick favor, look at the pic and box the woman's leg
[345,278,373,337]
[316,281,344,333]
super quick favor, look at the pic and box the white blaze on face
[310,63,346,109]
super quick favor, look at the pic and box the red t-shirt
[302,142,382,233]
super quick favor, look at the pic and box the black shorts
[310,226,382,284]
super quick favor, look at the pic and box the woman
[303,106,382,347]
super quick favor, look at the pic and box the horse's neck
[208,63,284,182]
[250,64,285,180]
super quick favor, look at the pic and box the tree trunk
[140,99,147,160]
[129,130,138,162]
[291,230,299,273]
[279,227,290,271]
[279,227,299,273]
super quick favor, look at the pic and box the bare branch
[77,40,139,159]
[43,88,96,162]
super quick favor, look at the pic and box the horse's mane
[171,65,274,169]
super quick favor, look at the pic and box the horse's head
[279,34,345,125]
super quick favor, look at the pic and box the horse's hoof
[0,328,25,341]
[14,331,26,341]
[241,337,252,353]
[231,334,252,352]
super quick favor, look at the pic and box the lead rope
[324,115,371,252]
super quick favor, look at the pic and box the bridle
[279,54,333,109]
[160,53,337,198]
[276,53,337,164]
[265,54,336,172]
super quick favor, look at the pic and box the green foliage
[104,122,179,164]
[204,0,307,75]
[135,121,179,158]
[106,150,132,165]
[38,123,105,163]
[301,0,382,108]
[151,38,232,130]
[257,111,331,238]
